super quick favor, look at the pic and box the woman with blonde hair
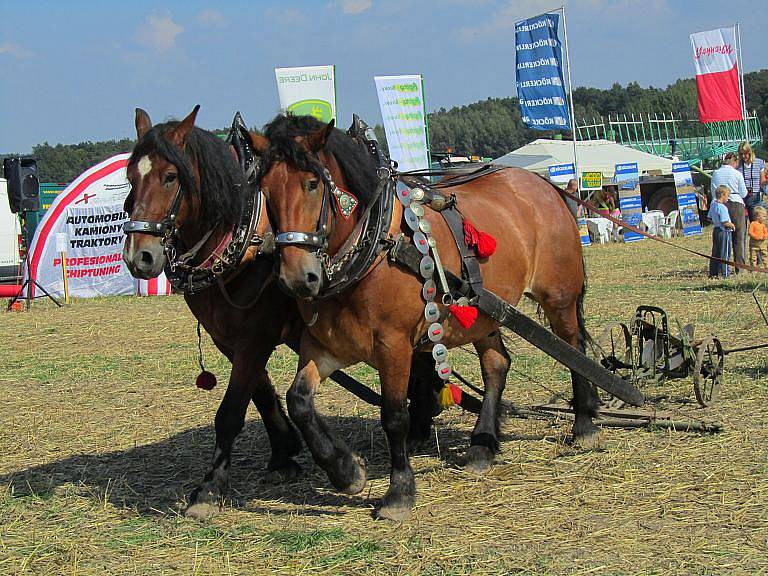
[737,141,767,221]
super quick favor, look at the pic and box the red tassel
[476,231,497,258]
[449,383,463,406]
[196,370,217,390]
[449,304,478,329]
[463,220,480,247]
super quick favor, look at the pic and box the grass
[0,230,767,575]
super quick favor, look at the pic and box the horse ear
[135,108,152,140]
[306,119,335,153]
[169,104,200,148]
[248,132,269,154]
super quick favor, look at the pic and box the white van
[0,178,22,282]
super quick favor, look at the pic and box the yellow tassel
[438,384,455,408]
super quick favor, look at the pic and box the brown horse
[122,107,447,518]
[122,107,305,518]
[253,114,599,521]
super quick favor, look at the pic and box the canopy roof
[493,139,674,179]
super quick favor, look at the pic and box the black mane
[259,114,379,206]
[129,122,244,226]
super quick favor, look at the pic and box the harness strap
[441,207,484,297]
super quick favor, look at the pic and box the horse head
[253,114,378,299]
[123,105,245,280]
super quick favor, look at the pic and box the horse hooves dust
[339,454,367,495]
[185,502,221,520]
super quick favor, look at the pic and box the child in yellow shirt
[748,206,768,267]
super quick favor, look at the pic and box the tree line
[3,70,767,183]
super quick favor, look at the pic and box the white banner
[691,27,737,75]
[374,75,430,172]
[274,65,336,123]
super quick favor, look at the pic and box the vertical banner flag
[548,163,590,246]
[690,28,742,122]
[374,75,430,172]
[615,163,644,243]
[672,162,702,236]
[274,65,337,122]
[515,13,570,130]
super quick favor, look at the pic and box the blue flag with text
[515,13,570,130]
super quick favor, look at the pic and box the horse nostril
[140,251,154,266]
[306,272,320,286]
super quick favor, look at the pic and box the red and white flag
[690,27,742,123]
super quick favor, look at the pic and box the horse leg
[407,352,441,452]
[539,297,601,448]
[186,352,263,519]
[465,330,510,474]
[374,339,416,522]
[250,368,303,482]
[286,334,366,495]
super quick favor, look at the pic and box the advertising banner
[672,162,702,236]
[274,65,337,123]
[581,171,602,191]
[374,75,430,172]
[690,27,741,123]
[515,13,570,131]
[615,162,643,243]
[548,163,589,246]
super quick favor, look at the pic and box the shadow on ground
[0,415,485,517]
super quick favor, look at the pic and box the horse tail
[575,258,593,353]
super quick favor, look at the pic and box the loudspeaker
[3,157,39,213]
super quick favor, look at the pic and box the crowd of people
[708,142,768,278]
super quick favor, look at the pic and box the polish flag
[136,272,173,296]
[690,27,743,123]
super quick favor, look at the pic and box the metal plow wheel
[693,336,724,407]
[594,322,633,379]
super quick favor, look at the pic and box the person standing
[748,206,768,267]
[736,142,767,221]
[711,152,748,269]
[708,185,735,278]
[563,178,581,219]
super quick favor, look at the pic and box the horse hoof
[339,454,367,495]
[185,501,221,520]
[373,502,413,522]
[265,459,302,483]
[573,429,602,450]
[464,445,494,475]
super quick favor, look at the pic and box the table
[641,211,665,236]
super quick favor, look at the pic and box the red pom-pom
[449,383,463,406]
[463,220,480,247]
[449,304,478,328]
[196,370,217,390]
[476,231,497,258]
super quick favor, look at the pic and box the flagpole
[735,22,749,142]
[560,5,580,194]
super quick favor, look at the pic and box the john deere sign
[275,65,337,122]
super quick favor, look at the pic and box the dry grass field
[1,231,767,575]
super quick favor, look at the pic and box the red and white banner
[136,274,173,296]
[26,153,173,299]
[690,27,742,123]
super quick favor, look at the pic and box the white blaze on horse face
[137,155,152,179]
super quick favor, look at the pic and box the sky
[0,0,764,152]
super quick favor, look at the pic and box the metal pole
[560,5,580,194]
[736,23,749,141]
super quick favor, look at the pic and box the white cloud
[329,0,373,15]
[198,9,224,27]
[0,41,32,59]
[136,14,184,53]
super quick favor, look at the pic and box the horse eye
[307,179,320,192]
[164,173,178,185]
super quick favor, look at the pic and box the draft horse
[253,114,599,521]
[122,107,444,518]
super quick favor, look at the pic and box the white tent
[493,139,674,179]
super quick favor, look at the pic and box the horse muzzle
[276,249,323,300]
[123,237,166,279]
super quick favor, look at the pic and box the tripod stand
[6,211,61,311]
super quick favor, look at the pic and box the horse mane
[259,114,379,206]
[129,122,245,227]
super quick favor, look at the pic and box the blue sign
[672,162,702,236]
[548,162,575,183]
[515,13,570,131]
[615,162,643,243]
